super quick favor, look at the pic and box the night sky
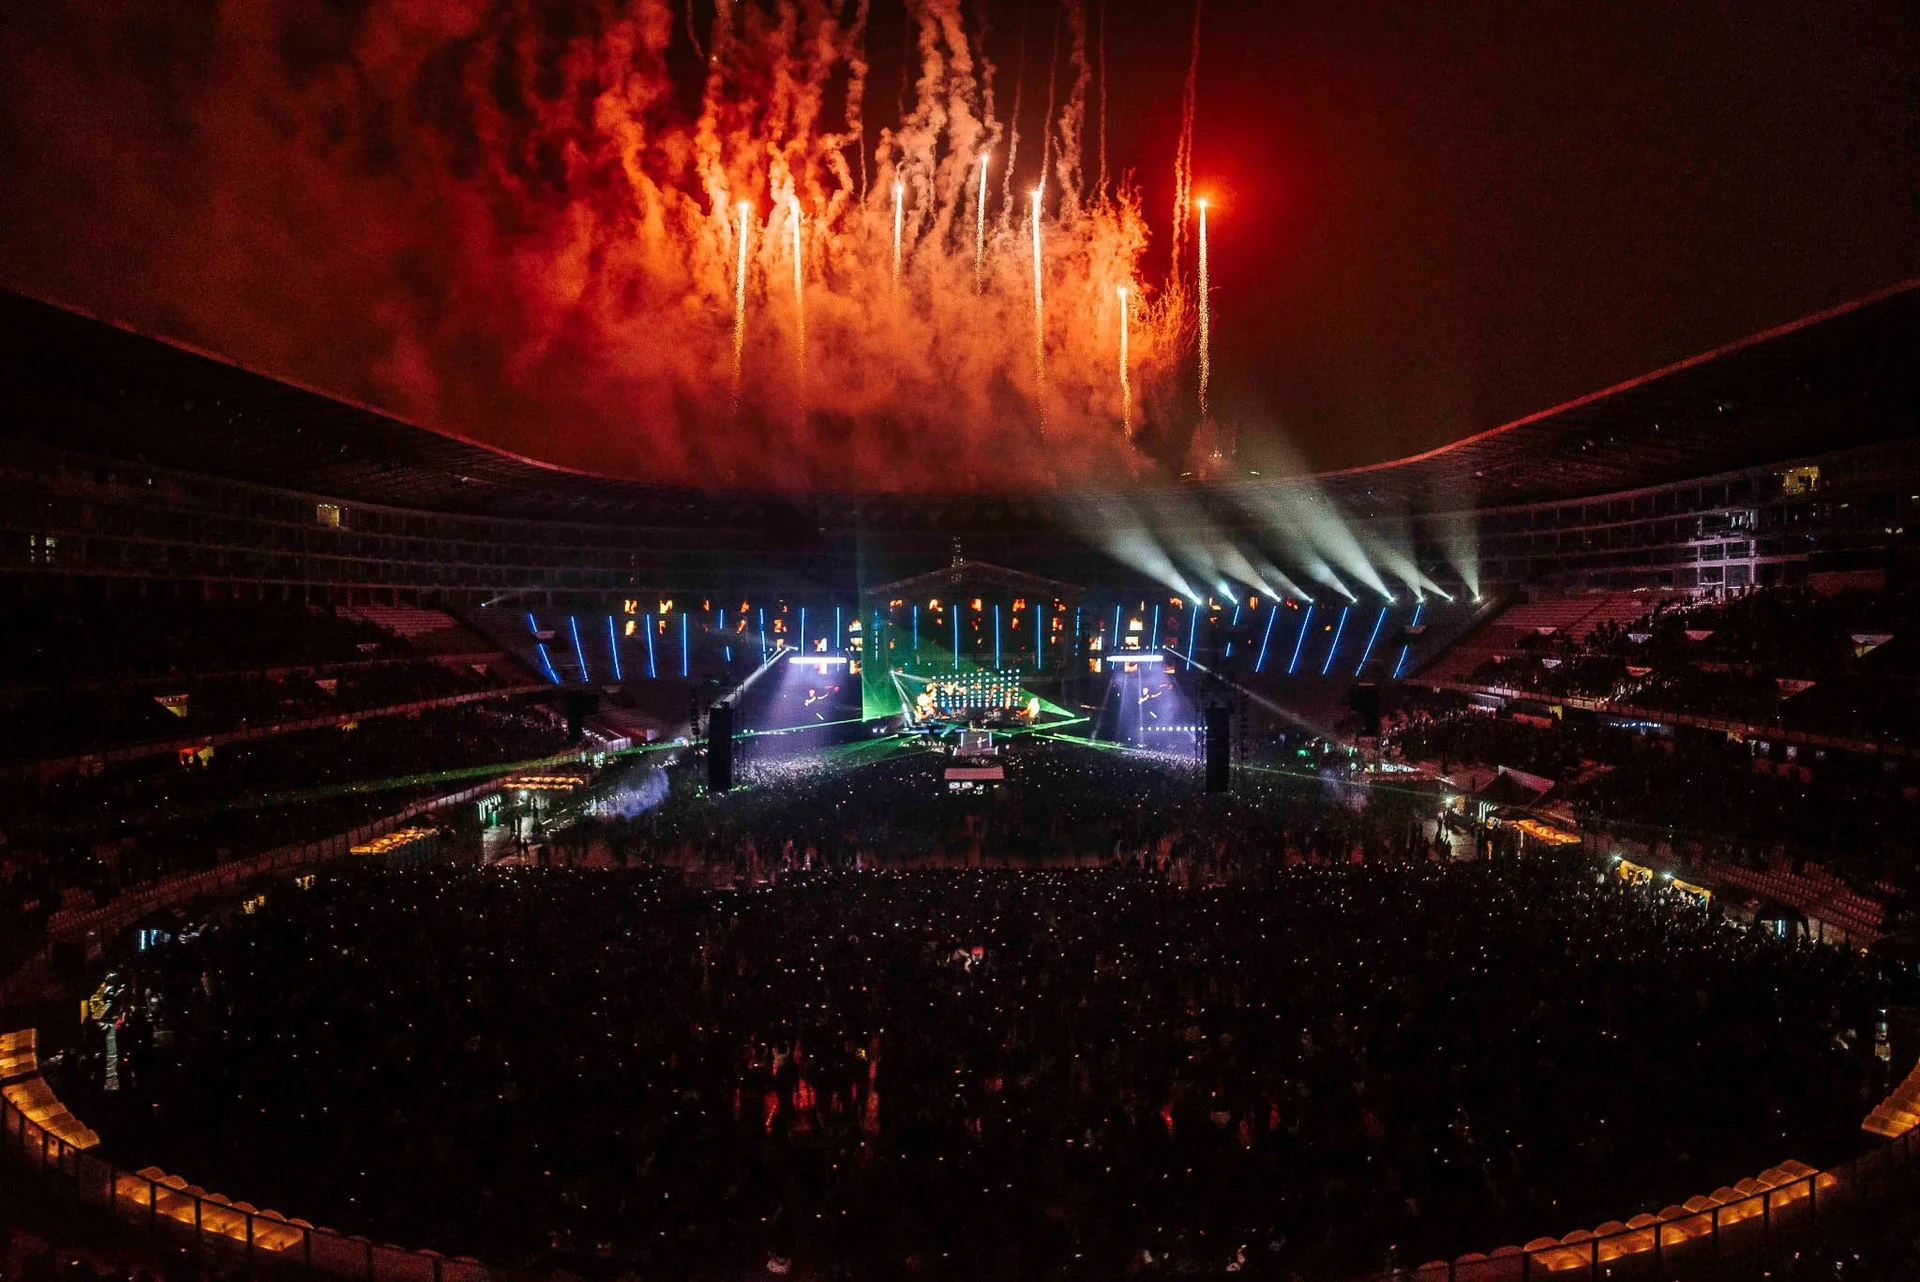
[1,0,1914,487]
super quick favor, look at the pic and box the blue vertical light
[680,611,689,678]
[1073,607,1082,657]
[1150,604,1161,652]
[912,605,920,656]
[1254,603,1280,672]
[569,616,590,682]
[799,606,807,655]
[1393,601,1424,679]
[1185,603,1200,669]
[534,642,561,684]
[1356,607,1388,675]
[834,605,843,650]
[758,607,767,661]
[607,616,623,681]
[1287,604,1316,675]
[952,608,961,670]
[993,603,1002,669]
[526,611,539,635]
[1111,604,1122,653]
[1320,606,1351,676]
[646,615,658,678]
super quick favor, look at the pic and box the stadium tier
[7,283,1920,1282]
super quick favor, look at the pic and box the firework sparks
[975,155,989,293]
[37,0,1219,489]
[789,195,805,397]
[1197,197,1211,423]
[733,200,751,414]
[1031,187,1046,434]
[892,180,905,294]
[1117,286,1132,438]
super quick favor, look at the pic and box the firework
[733,201,751,414]
[892,180,905,294]
[1031,187,1046,433]
[1197,197,1211,423]
[789,195,805,395]
[1117,286,1132,438]
[975,155,989,293]
[85,0,1222,488]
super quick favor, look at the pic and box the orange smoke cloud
[0,0,1199,492]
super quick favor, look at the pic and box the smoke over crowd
[0,0,1210,492]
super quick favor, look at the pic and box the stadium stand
[4,283,1920,1282]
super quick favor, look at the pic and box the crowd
[1381,689,1920,912]
[1463,586,1920,744]
[55,741,1900,1282]
[0,598,406,686]
[590,737,1443,881]
[0,701,570,959]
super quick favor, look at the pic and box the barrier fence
[0,751,584,1007]
[0,1089,492,1282]
[0,682,552,781]
[1358,1128,1919,1282]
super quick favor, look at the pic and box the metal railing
[1,1087,490,1282]
[0,758,584,1007]
[1361,1129,1918,1281]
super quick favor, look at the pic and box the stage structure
[859,559,1087,728]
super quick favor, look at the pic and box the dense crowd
[57,743,1898,1282]
[597,738,1442,879]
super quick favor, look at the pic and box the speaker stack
[1204,703,1231,794]
[707,702,735,793]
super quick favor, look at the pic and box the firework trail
[1096,0,1110,201]
[975,155,990,291]
[1053,0,1092,219]
[2,0,1202,491]
[1170,0,1205,284]
[892,180,906,292]
[789,196,806,391]
[1039,2,1063,202]
[1000,0,1031,229]
[734,201,751,414]
[1197,199,1211,422]
[1032,186,1047,433]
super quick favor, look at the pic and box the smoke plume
[0,0,1200,492]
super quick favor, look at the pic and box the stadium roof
[1,279,1916,529]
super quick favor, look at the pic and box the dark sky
[1124,0,1920,472]
[2,0,1915,483]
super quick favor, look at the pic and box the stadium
[3,275,1919,1280]
[3,3,1920,1280]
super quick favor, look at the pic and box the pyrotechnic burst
[1031,187,1048,434]
[975,155,991,293]
[2,0,1223,491]
[789,196,806,401]
[733,201,752,415]
[1197,198,1212,424]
